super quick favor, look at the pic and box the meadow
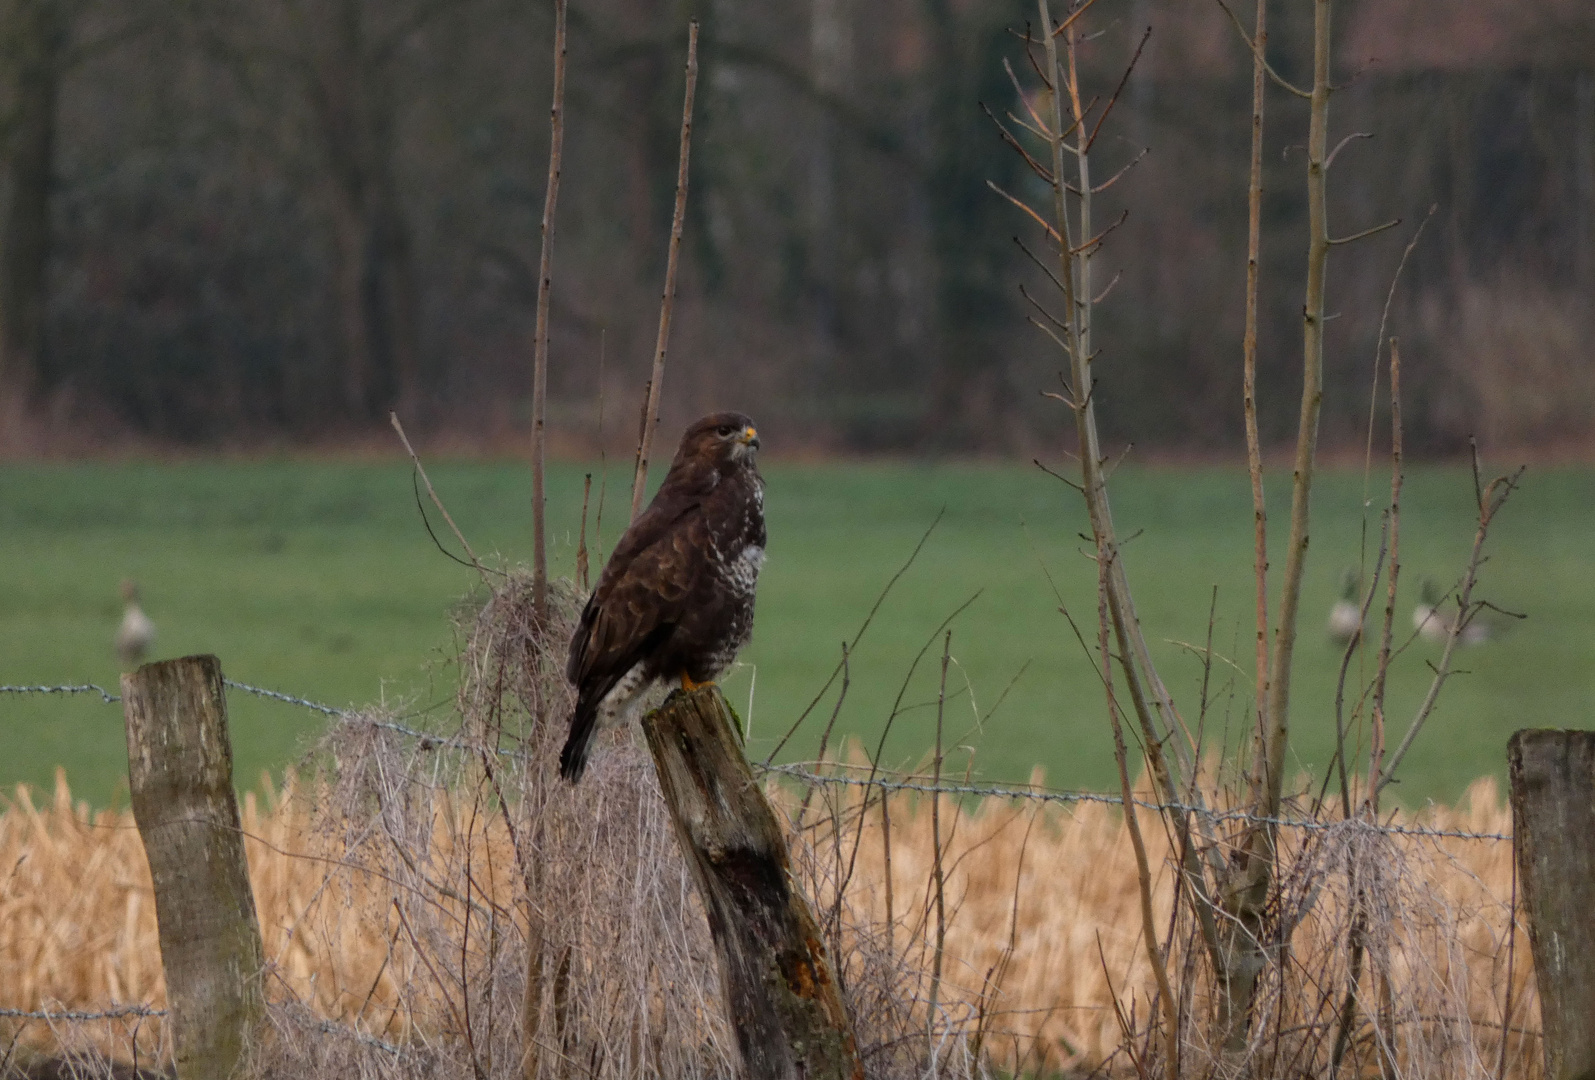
[1,457,1590,808]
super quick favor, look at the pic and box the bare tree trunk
[0,0,67,396]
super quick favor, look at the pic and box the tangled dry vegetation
[0,578,1542,1079]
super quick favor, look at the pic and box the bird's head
[120,579,140,604]
[676,412,760,469]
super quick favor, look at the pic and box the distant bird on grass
[115,579,156,668]
[1327,567,1364,645]
[560,412,765,782]
[1412,578,1495,646]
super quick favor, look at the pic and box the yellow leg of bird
[681,674,715,691]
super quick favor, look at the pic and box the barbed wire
[0,1004,407,1057]
[302,1016,408,1057]
[222,679,343,717]
[0,683,120,703]
[0,1005,165,1021]
[762,765,1513,842]
[0,680,1511,842]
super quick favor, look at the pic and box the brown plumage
[560,412,766,781]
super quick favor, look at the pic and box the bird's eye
[717,424,735,436]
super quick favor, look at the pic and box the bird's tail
[559,697,600,783]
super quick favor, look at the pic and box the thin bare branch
[630,21,699,522]
[530,0,569,623]
[1091,146,1149,193]
[1213,0,1311,98]
[1050,0,1105,38]
[1084,26,1152,153]
[391,413,489,585]
[1071,208,1129,257]
[1092,269,1124,305]
[1376,460,1525,795]
[982,102,1055,183]
[988,181,1063,243]
[1366,339,1404,814]
[1328,217,1401,246]
[1324,130,1372,170]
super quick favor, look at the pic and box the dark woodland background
[0,0,1591,454]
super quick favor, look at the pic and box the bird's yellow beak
[739,425,760,448]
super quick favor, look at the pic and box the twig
[630,20,699,522]
[1326,518,1387,817]
[530,0,568,623]
[1375,453,1524,795]
[1241,0,1271,823]
[576,473,592,591]
[988,181,1062,243]
[594,328,608,568]
[1212,0,1310,98]
[1050,0,1105,38]
[1324,130,1371,170]
[391,413,489,584]
[1365,340,1403,812]
[764,508,944,764]
[925,630,951,1074]
[1495,852,1519,1080]
[1097,555,1179,1080]
[1084,26,1151,154]
[1328,217,1401,246]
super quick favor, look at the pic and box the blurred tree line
[0,0,1590,452]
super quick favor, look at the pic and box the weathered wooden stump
[642,686,863,1080]
[123,655,265,1080]
[1509,728,1595,1080]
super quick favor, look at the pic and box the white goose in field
[1327,567,1363,645]
[116,579,156,668]
[1412,578,1493,646]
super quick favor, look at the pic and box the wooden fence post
[123,655,266,1079]
[1509,728,1595,1080]
[642,686,864,1080]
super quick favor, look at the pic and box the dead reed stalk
[0,738,1541,1080]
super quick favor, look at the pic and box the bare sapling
[531,0,568,626]
[1241,0,1271,817]
[630,21,699,522]
[994,0,1522,1069]
[524,1,567,1073]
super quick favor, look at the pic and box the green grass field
[2,458,1590,809]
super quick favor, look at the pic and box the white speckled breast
[726,543,764,594]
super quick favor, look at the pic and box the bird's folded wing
[568,501,706,688]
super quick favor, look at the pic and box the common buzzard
[559,412,766,781]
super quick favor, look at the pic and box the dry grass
[0,767,1535,1076]
[0,575,1542,1077]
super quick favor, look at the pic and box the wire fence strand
[0,1005,166,1021]
[0,680,1513,841]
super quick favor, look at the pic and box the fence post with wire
[122,654,265,1080]
[1509,728,1595,1080]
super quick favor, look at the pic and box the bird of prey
[116,579,156,668]
[559,412,765,781]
